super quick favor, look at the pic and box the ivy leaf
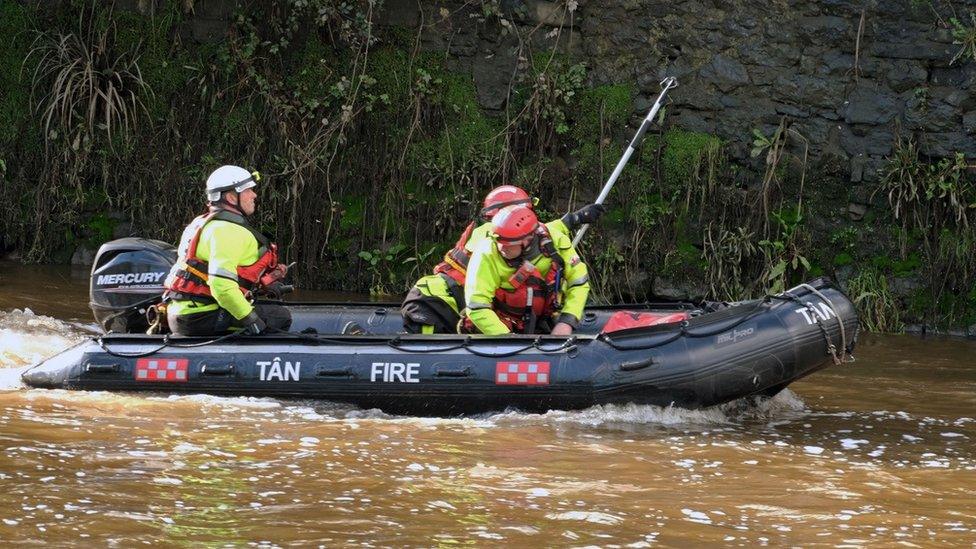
[769,260,788,279]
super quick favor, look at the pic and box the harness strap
[438,272,466,312]
[183,261,209,282]
[442,248,469,275]
[209,209,271,255]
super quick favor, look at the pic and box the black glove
[561,203,606,230]
[241,311,267,335]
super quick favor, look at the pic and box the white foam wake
[490,388,807,428]
[0,308,88,388]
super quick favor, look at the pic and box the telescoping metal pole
[572,76,678,247]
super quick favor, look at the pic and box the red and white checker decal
[495,361,550,385]
[135,358,189,382]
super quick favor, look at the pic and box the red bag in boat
[601,311,690,334]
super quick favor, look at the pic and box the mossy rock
[363,46,413,109]
[410,71,504,178]
[572,83,634,140]
[661,129,722,190]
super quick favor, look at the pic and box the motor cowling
[90,238,176,333]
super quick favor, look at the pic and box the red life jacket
[464,225,564,334]
[165,208,278,303]
[432,221,475,285]
[492,257,561,332]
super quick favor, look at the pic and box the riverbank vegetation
[0,0,973,332]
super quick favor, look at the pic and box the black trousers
[169,302,292,336]
[400,286,461,334]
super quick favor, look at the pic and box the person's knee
[257,304,292,332]
[169,307,224,336]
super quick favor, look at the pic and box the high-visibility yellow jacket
[463,220,590,335]
[166,218,261,320]
[411,219,573,313]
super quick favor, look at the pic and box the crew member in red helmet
[462,204,590,336]
[400,185,602,334]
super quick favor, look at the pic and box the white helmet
[205,165,259,202]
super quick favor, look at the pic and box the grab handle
[435,366,472,378]
[620,358,654,371]
[317,367,355,378]
[200,364,235,376]
[85,363,120,374]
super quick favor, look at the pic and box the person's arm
[464,241,510,335]
[206,223,255,321]
[555,244,590,329]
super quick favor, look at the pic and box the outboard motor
[90,238,177,333]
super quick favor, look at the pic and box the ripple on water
[546,510,624,525]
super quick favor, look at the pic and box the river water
[0,262,974,546]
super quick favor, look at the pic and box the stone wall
[164,0,976,184]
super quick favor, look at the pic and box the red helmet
[491,204,539,241]
[481,185,532,220]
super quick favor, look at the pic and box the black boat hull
[23,280,858,416]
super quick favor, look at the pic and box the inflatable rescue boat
[22,239,858,415]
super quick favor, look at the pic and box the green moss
[286,36,340,110]
[204,97,262,157]
[363,47,412,108]
[604,207,628,225]
[833,252,853,267]
[411,70,503,176]
[0,2,34,145]
[868,252,921,276]
[892,253,921,275]
[573,84,633,139]
[339,195,365,232]
[660,239,707,280]
[382,25,417,49]
[632,192,674,229]
[905,280,976,329]
[570,84,633,175]
[661,129,722,189]
[86,213,116,247]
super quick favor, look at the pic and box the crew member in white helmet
[163,165,291,335]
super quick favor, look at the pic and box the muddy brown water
[1,262,974,546]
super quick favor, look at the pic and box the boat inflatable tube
[24,278,858,416]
